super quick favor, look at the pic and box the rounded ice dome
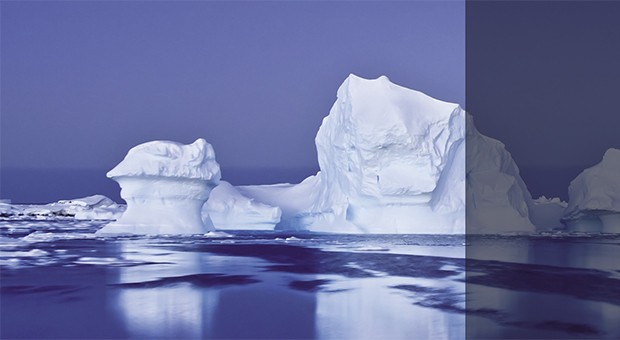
[107,138,221,182]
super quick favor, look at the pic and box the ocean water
[1,220,619,339]
[0,221,465,339]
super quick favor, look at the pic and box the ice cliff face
[465,114,537,233]
[240,74,466,233]
[97,138,221,235]
[313,74,465,233]
[241,74,554,234]
[562,148,620,233]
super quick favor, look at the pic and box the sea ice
[562,148,620,233]
[97,138,221,235]
[0,195,123,221]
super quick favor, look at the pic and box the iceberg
[242,74,466,233]
[562,148,620,233]
[465,114,537,233]
[85,74,581,234]
[97,138,221,235]
[241,75,547,234]
[204,181,281,230]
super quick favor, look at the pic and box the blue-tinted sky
[3,1,617,203]
[1,1,464,172]
[467,1,620,198]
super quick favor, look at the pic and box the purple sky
[1,1,464,174]
[2,1,618,203]
[467,1,620,198]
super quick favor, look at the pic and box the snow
[562,148,620,233]
[203,181,281,230]
[97,139,220,235]
[242,74,466,233]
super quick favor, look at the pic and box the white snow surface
[97,139,220,235]
[107,138,221,181]
[562,148,620,233]
[241,74,466,233]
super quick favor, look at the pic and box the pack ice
[96,138,221,235]
[0,195,124,221]
[562,148,620,233]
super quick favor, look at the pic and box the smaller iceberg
[562,148,620,233]
[97,138,221,235]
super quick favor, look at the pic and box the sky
[1,1,618,202]
[467,1,620,198]
[1,0,464,202]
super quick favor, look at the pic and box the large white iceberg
[97,138,221,235]
[562,148,620,233]
[240,74,562,234]
[241,74,466,233]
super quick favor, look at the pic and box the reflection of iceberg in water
[111,246,220,338]
[316,275,464,340]
[115,284,217,339]
[109,243,319,339]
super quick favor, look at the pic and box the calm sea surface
[1,220,619,339]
